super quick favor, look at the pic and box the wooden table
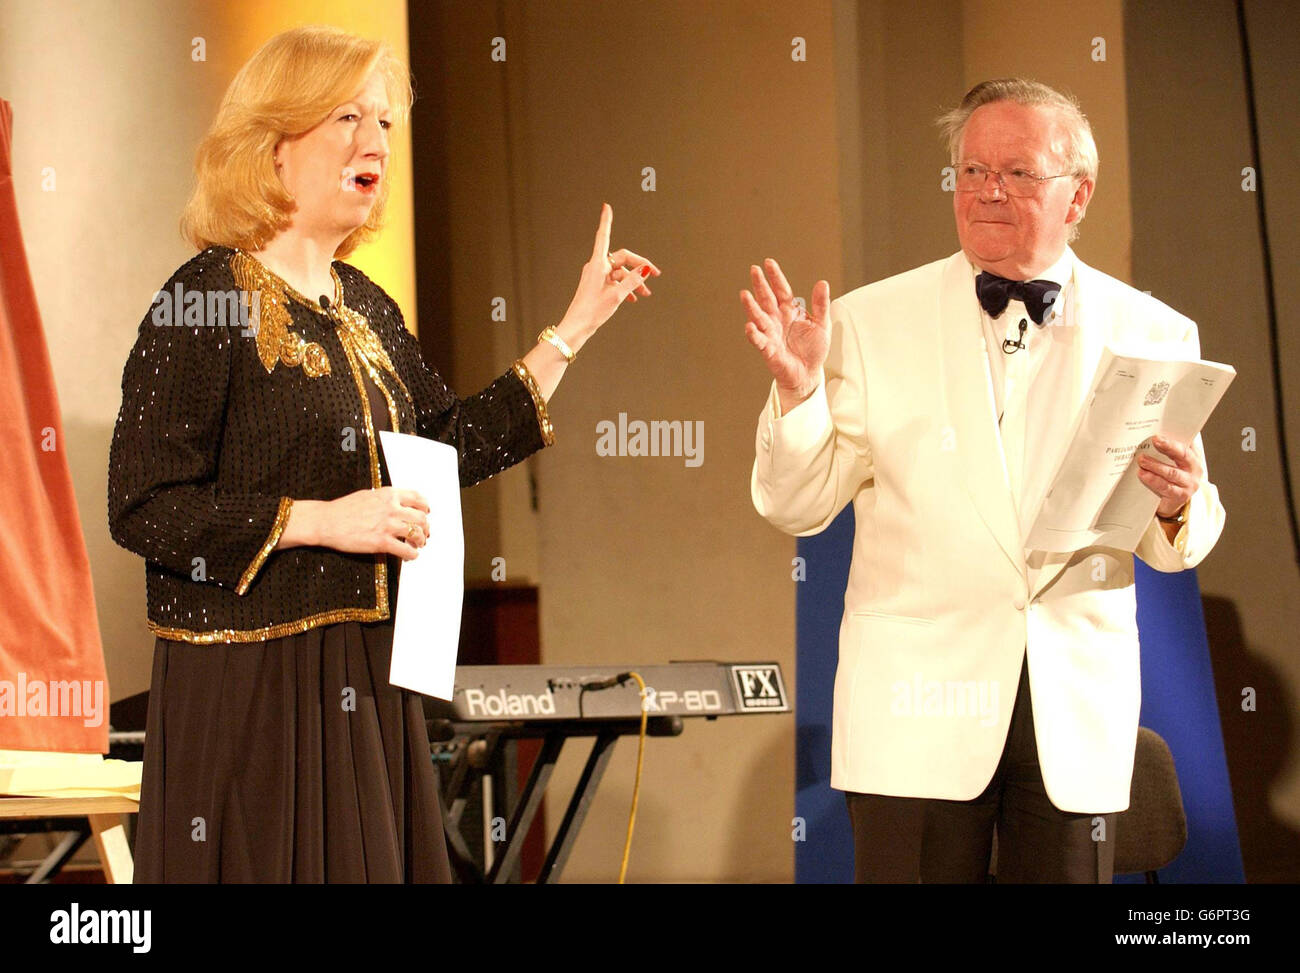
[0,794,138,884]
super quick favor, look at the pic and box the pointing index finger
[592,203,613,260]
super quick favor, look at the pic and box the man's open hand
[741,258,831,413]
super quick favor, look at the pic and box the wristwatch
[1156,503,1188,525]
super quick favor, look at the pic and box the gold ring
[405,522,421,540]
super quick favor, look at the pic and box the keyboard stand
[431,716,683,883]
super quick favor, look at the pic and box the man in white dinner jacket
[743,78,1225,883]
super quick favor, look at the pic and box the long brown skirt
[132,620,452,883]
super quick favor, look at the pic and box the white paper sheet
[378,431,463,700]
[1025,347,1235,553]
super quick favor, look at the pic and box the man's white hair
[938,78,1098,241]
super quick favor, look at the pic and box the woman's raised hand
[278,487,431,561]
[558,203,661,339]
[741,258,831,411]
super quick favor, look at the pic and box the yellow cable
[617,671,648,884]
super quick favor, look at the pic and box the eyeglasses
[954,162,1074,197]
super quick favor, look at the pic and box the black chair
[1114,727,1188,882]
[987,727,1187,882]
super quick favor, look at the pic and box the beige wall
[1124,0,1300,881]
[422,1,542,585]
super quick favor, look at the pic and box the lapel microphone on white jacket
[1002,317,1031,354]
[1001,305,1054,354]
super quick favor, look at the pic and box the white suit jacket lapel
[1027,252,1118,599]
[1064,253,1115,451]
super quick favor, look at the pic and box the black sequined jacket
[108,245,553,644]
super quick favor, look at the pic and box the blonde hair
[180,25,413,258]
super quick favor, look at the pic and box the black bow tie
[975,272,1061,325]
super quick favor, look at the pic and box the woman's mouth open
[348,173,380,195]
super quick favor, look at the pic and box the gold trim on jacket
[235,496,295,595]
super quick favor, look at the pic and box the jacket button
[1013,596,1027,611]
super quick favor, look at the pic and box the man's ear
[1067,176,1095,227]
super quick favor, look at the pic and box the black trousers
[844,654,1117,883]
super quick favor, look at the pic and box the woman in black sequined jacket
[108,29,660,646]
[111,23,660,887]
[110,243,554,642]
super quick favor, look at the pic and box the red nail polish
[640,265,651,278]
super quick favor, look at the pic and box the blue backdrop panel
[794,509,1244,883]
[794,506,856,884]
[1126,560,1244,883]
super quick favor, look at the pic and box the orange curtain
[0,99,108,754]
